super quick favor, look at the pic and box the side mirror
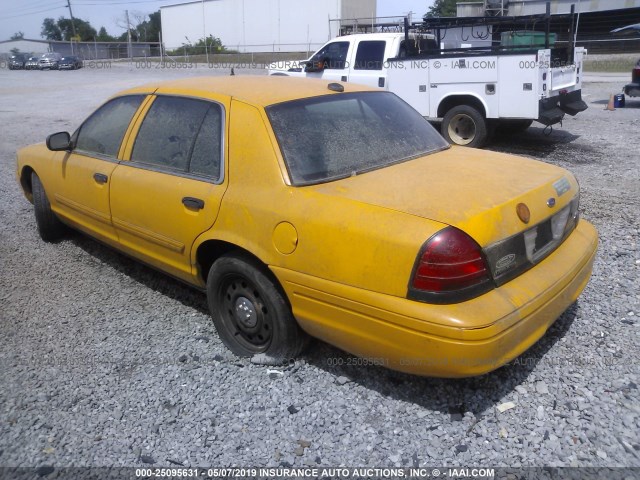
[304,57,327,73]
[46,131,71,151]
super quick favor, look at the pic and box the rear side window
[189,105,223,179]
[354,41,386,70]
[75,95,144,157]
[131,96,223,180]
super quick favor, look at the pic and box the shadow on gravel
[64,220,579,418]
[304,304,579,417]
[489,127,581,159]
[68,231,209,314]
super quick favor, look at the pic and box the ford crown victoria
[16,76,598,377]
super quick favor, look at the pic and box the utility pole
[201,0,209,64]
[67,0,77,38]
[67,0,77,54]
[125,9,132,60]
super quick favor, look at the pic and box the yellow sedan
[16,76,598,377]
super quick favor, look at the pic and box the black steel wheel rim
[217,273,273,353]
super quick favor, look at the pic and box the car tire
[207,252,308,363]
[441,105,488,148]
[31,172,65,242]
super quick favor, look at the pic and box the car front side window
[311,41,350,70]
[75,95,144,157]
[131,96,222,180]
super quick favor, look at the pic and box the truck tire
[441,105,488,148]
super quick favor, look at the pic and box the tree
[96,27,116,42]
[10,32,24,40]
[57,18,97,41]
[425,0,458,18]
[114,10,160,43]
[41,18,62,40]
[136,11,161,42]
[41,17,97,41]
[168,35,227,56]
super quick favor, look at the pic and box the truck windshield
[267,91,449,186]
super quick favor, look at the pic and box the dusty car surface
[623,58,640,97]
[15,76,598,377]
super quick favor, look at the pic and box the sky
[0,0,433,41]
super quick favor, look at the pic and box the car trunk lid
[307,146,579,248]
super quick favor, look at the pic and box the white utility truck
[268,10,587,148]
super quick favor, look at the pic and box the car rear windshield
[266,91,449,186]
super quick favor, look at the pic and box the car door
[109,94,228,283]
[348,39,388,88]
[48,95,146,243]
[305,41,351,82]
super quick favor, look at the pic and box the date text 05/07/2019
[134,467,496,478]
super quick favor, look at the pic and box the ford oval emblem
[496,253,516,273]
[547,197,556,208]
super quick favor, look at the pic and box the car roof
[117,75,378,107]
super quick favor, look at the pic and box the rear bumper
[274,219,598,377]
[538,89,587,125]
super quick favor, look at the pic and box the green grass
[583,55,638,73]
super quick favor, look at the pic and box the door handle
[182,197,205,210]
[93,173,108,184]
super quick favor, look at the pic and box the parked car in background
[58,55,83,70]
[623,58,640,97]
[8,53,29,70]
[15,76,598,377]
[38,52,62,70]
[25,56,40,70]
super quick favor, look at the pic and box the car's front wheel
[31,172,66,242]
[207,252,308,363]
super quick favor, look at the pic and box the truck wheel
[31,172,66,242]
[498,119,533,134]
[441,105,488,148]
[207,252,309,363]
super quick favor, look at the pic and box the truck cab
[269,33,435,89]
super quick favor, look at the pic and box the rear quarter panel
[194,98,446,297]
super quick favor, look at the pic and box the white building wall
[0,40,50,56]
[161,0,375,53]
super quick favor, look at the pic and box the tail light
[408,227,493,304]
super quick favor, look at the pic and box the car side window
[75,95,144,157]
[189,104,223,180]
[312,41,350,70]
[354,41,386,70]
[131,96,216,175]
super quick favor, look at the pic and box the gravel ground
[0,63,638,470]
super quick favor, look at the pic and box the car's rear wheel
[441,105,488,148]
[206,252,308,363]
[31,172,65,242]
